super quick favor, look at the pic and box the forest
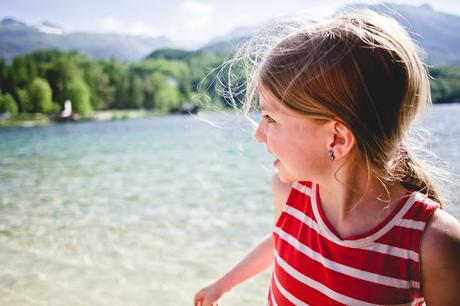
[0,48,459,117]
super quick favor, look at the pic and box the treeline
[0,49,459,117]
[430,66,460,103]
[0,49,228,117]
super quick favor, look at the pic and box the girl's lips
[273,159,280,167]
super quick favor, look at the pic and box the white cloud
[96,16,160,37]
[299,6,337,19]
[129,20,161,37]
[97,16,124,33]
[180,0,215,32]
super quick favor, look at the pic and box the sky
[1,0,459,48]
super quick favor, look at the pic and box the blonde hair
[228,9,445,204]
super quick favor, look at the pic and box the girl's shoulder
[420,208,460,304]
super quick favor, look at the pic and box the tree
[0,59,8,92]
[28,77,55,113]
[126,74,144,109]
[46,58,81,106]
[66,78,92,116]
[0,92,19,115]
[133,59,192,100]
[15,88,31,113]
[102,60,129,109]
[429,66,460,103]
[82,61,115,110]
[10,57,35,89]
[151,72,181,113]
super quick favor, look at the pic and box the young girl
[195,9,460,306]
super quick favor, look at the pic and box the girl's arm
[421,209,460,305]
[194,174,292,306]
[194,234,274,306]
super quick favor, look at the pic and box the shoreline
[1,102,458,128]
[0,109,162,128]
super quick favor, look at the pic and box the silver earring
[328,149,335,161]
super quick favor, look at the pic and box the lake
[0,104,459,306]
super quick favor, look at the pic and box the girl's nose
[255,121,266,143]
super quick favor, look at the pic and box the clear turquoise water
[0,105,459,306]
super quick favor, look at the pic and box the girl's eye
[263,114,276,123]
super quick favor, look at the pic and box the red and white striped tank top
[268,181,440,306]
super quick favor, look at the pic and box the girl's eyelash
[263,114,275,123]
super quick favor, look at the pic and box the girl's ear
[328,121,355,160]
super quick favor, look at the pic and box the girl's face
[255,86,332,183]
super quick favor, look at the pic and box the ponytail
[394,145,443,206]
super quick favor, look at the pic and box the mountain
[0,18,173,62]
[202,3,460,66]
[340,3,460,66]
[199,25,260,54]
[201,25,257,52]
[2,4,460,66]
[35,21,64,35]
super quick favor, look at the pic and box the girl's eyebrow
[260,99,277,112]
[259,89,281,112]
[260,104,271,111]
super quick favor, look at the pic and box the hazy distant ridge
[0,18,173,62]
[202,3,460,66]
[341,3,460,66]
[1,3,460,66]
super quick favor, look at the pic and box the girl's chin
[278,174,294,184]
[276,167,295,184]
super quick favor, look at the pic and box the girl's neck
[316,163,408,239]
